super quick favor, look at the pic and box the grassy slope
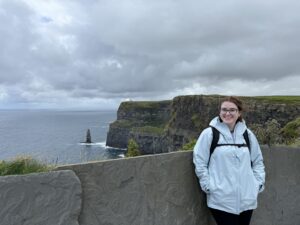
[244,96,300,104]
[0,157,53,176]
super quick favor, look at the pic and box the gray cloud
[0,0,299,109]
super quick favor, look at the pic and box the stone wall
[252,146,300,225]
[0,170,81,225]
[59,151,209,225]
[58,146,300,225]
[1,147,299,225]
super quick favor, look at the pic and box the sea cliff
[106,95,300,154]
[106,100,171,154]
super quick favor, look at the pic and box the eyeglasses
[220,108,238,115]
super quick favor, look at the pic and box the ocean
[0,110,125,165]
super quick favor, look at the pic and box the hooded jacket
[193,117,265,215]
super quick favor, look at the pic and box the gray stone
[0,170,82,225]
[251,146,300,225]
[57,146,300,225]
[58,152,209,225]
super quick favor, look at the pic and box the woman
[193,96,265,225]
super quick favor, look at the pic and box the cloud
[0,0,299,109]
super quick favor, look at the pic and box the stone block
[0,170,81,225]
[59,152,209,225]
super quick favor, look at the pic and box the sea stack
[85,129,92,143]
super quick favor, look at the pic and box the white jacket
[193,117,265,214]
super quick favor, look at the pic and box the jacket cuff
[258,184,265,193]
[203,187,210,194]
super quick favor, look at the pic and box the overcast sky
[0,0,299,110]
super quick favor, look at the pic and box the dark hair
[219,96,244,122]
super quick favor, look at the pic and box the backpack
[208,126,251,165]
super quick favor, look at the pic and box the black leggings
[210,208,253,225]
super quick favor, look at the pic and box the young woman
[193,96,265,225]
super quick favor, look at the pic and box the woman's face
[219,101,241,130]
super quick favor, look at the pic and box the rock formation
[85,129,92,143]
[106,100,171,154]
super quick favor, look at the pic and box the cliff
[106,95,300,153]
[106,100,172,154]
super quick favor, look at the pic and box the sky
[0,0,299,110]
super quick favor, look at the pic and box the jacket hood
[209,116,247,138]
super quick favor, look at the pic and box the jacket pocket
[208,175,217,193]
[244,173,259,200]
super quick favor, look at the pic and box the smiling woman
[193,96,265,225]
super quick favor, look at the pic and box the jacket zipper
[237,157,241,214]
[234,135,241,214]
[235,152,240,214]
[233,133,240,214]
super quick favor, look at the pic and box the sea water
[0,110,125,165]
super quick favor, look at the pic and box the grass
[132,126,165,135]
[110,119,136,128]
[111,119,167,131]
[250,96,300,104]
[289,139,300,147]
[173,94,300,104]
[120,100,171,111]
[281,117,300,144]
[181,139,197,151]
[0,156,54,176]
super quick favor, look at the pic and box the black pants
[210,208,253,225]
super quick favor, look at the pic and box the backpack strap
[208,126,219,165]
[243,129,251,151]
[216,143,248,148]
[243,129,252,167]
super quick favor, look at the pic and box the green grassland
[119,100,171,110]
[245,96,300,104]
[0,156,53,176]
[132,126,165,135]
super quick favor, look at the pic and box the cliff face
[106,100,171,154]
[106,95,300,153]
